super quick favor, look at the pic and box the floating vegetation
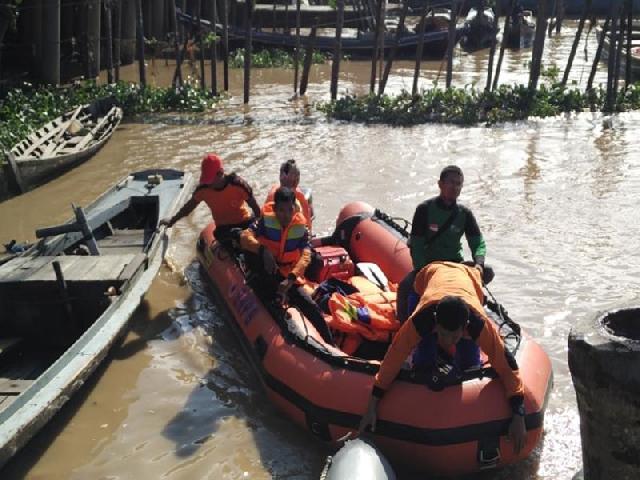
[229,48,330,69]
[317,84,640,126]
[0,80,219,152]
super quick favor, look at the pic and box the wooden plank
[117,253,147,281]
[5,151,25,194]
[0,378,33,395]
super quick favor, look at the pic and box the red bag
[307,246,355,283]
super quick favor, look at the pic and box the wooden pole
[272,2,276,33]
[244,0,253,104]
[114,0,121,80]
[293,0,301,94]
[612,5,625,102]
[211,0,218,96]
[197,0,206,90]
[369,0,384,93]
[330,0,345,100]
[492,0,515,91]
[135,0,146,86]
[300,24,317,95]
[87,0,101,78]
[412,5,429,96]
[485,2,500,91]
[169,0,183,87]
[379,0,409,95]
[445,0,459,88]
[587,16,611,91]
[105,0,114,83]
[625,0,632,89]
[223,0,229,91]
[555,0,564,34]
[42,0,61,84]
[560,0,592,87]
[606,4,621,110]
[528,0,550,91]
[121,0,136,64]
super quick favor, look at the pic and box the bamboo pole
[445,0,459,88]
[294,0,301,94]
[197,0,206,90]
[412,4,429,96]
[331,0,345,100]
[369,0,384,93]
[492,0,515,91]
[528,0,550,91]
[105,0,114,83]
[587,16,611,91]
[244,0,254,104]
[300,24,317,95]
[114,0,121,80]
[560,0,592,87]
[555,0,564,34]
[223,0,229,91]
[606,4,621,110]
[211,0,218,96]
[625,0,632,89]
[135,0,146,86]
[485,2,501,91]
[612,5,625,103]
[379,0,409,95]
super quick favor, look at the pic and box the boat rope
[485,284,522,352]
[373,208,410,238]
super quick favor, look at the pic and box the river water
[2,21,639,480]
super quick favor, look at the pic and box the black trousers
[245,252,334,345]
[214,218,255,250]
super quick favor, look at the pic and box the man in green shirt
[397,165,492,322]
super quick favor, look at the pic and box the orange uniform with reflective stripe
[374,262,524,402]
[194,174,254,226]
[266,185,313,230]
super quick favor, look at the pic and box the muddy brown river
[1,21,639,479]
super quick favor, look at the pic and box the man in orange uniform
[358,262,527,453]
[240,187,333,345]
[160,153,261,248]
[265,159,313,231]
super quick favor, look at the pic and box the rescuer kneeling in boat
[358,262,527,453]
[265,159,314,232]
[159,153,261,249]
[240,187,334,345]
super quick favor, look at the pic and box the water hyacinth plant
[0,80,219,153]
[318,83,640,126]
[229,48,330,69]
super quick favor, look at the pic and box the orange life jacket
[266,185,313,230]
[257,202,309,277]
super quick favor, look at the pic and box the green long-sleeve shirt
[409,196,486,271]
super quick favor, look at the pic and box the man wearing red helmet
[160,153,261,247]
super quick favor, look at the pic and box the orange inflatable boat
[196,202,552,476]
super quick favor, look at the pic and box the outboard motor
[320,438,396,480]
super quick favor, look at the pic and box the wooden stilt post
[492,0,515,91]
[412,4,429,96]
[369,0,384,93]
[587,16,611,91]
[293,0,301,94]
[485,2,501,91]
[244,0,254,104]
[625,0,632,89]
[42,0,61,84]
[169,0,183,87]
[223,0,229,91]
[555,0,564,34]
[612,4,625,103]
[135,0,146,86]
[197,0,206,90]
[87,0,101,79]
[300,23,317,95]
[529,0,550,91]
[211,0,218,96]
[114,0,122,81]
[379,0,409,95]
[105,0,114,83]
[561,0,592,87]
[331,0,345,100]
[121,0,136,65]
[445,0,459,88]
[606,3,621,110]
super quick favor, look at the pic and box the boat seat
[97,229,147,254]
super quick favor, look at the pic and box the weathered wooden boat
[460,7,497,52]
[0,168,194,468]
[196,202,552,476]
[505,9,535,49]
[6,97,123,195]
[597,24,640,80]
[177,11,464,59]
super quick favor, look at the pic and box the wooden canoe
[7,97,123,194]
[0,168,194,468]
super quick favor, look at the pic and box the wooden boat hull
[8,99,123,194]
[196,202,553,476]
[0,169,194,468]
